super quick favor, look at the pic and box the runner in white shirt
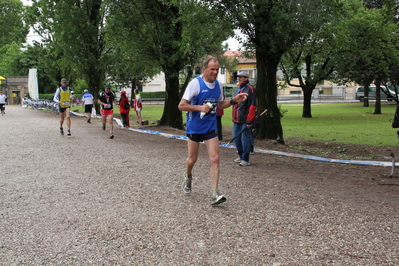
[81,89,94,123]
[0,91,7,115]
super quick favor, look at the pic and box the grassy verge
[280,102,398,146]
[71,102,399,146]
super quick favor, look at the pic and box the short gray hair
[203,57,219,68]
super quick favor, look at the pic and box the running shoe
[60,128,64,135]
[87,119,91,124]
[234,157,241,163]
[102,124,106,130]
[182,173,192,194]
[239,160,251,166]
[67,130,71,136]
[110,134,114,139]
[210,190,226,205]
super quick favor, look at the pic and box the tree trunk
[374,78,381,114]
[302,86,314,118]
[302,80,318,118]
[179,69,193,99]
[88,75,102,113]
[363,83,370,107]
[160,70,183,129]
[255,50,284,143]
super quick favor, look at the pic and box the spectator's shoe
[182,173,192,194]
[60,128,64,135]
[210,190,226,205]
[250,151,255,155]
[239,160,251,166]
[110,134,114,139]
[234,157,241,163]
[67,130,71,136]
[102,124,106,130]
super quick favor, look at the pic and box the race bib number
[104,104,111,108]
[62,101,70,106]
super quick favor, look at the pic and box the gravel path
[1,105,399,265]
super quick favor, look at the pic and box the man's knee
[186,156,197,166]
[209,154,220,165]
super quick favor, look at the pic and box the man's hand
[200,102,214,118]
[233,93,248,103]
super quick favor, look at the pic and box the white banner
[28,69,39,100]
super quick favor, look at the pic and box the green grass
[71,102,399,146]
[280,102,398,146]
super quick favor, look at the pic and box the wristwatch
[230,99,237,105]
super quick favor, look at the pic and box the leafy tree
[209,0,333,143]
[105,45,161,107]
[0,43,23,76]
[9,44,55,93]
[332,2,399,113]
[0,0,29,76]
[107,0,232,129]
[362,0,399,98]
[0,0,28,47]
[27,0,109,101]
[280,0,344,118]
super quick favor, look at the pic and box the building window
[220,68,225,75]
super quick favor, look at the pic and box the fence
[23,99,59,114]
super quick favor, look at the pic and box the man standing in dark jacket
[232,71,256,166]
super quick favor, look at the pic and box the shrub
[140,91,165,99]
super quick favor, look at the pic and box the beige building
[223,50,355,100]
[3,76,28,105]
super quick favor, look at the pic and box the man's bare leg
[59,112,65,135]
[205,137,220,189]
[102,115,107,130]
[65,108,71,131]
[182,139,199,194]
[109,114,114,138]
[205,136,226,205]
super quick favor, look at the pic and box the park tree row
[1,0,399,143]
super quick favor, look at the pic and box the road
[1,105,398,265]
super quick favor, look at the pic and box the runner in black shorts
[187,130,218,143]
[178,57,248,205]
[81,89,94,123]
[0,91,7,115]
[53,78,72,136]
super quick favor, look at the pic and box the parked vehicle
[355,86,397,102]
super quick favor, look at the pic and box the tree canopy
[14,0,399,139]
[0,0,28,47]
[0,0,29,76]
[208,0,342,142]
[107,0,232,128]
[332,1,399,111]
[27,0,109,99]
[280,0,345,118]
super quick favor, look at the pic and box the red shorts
[101,109,114,116]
